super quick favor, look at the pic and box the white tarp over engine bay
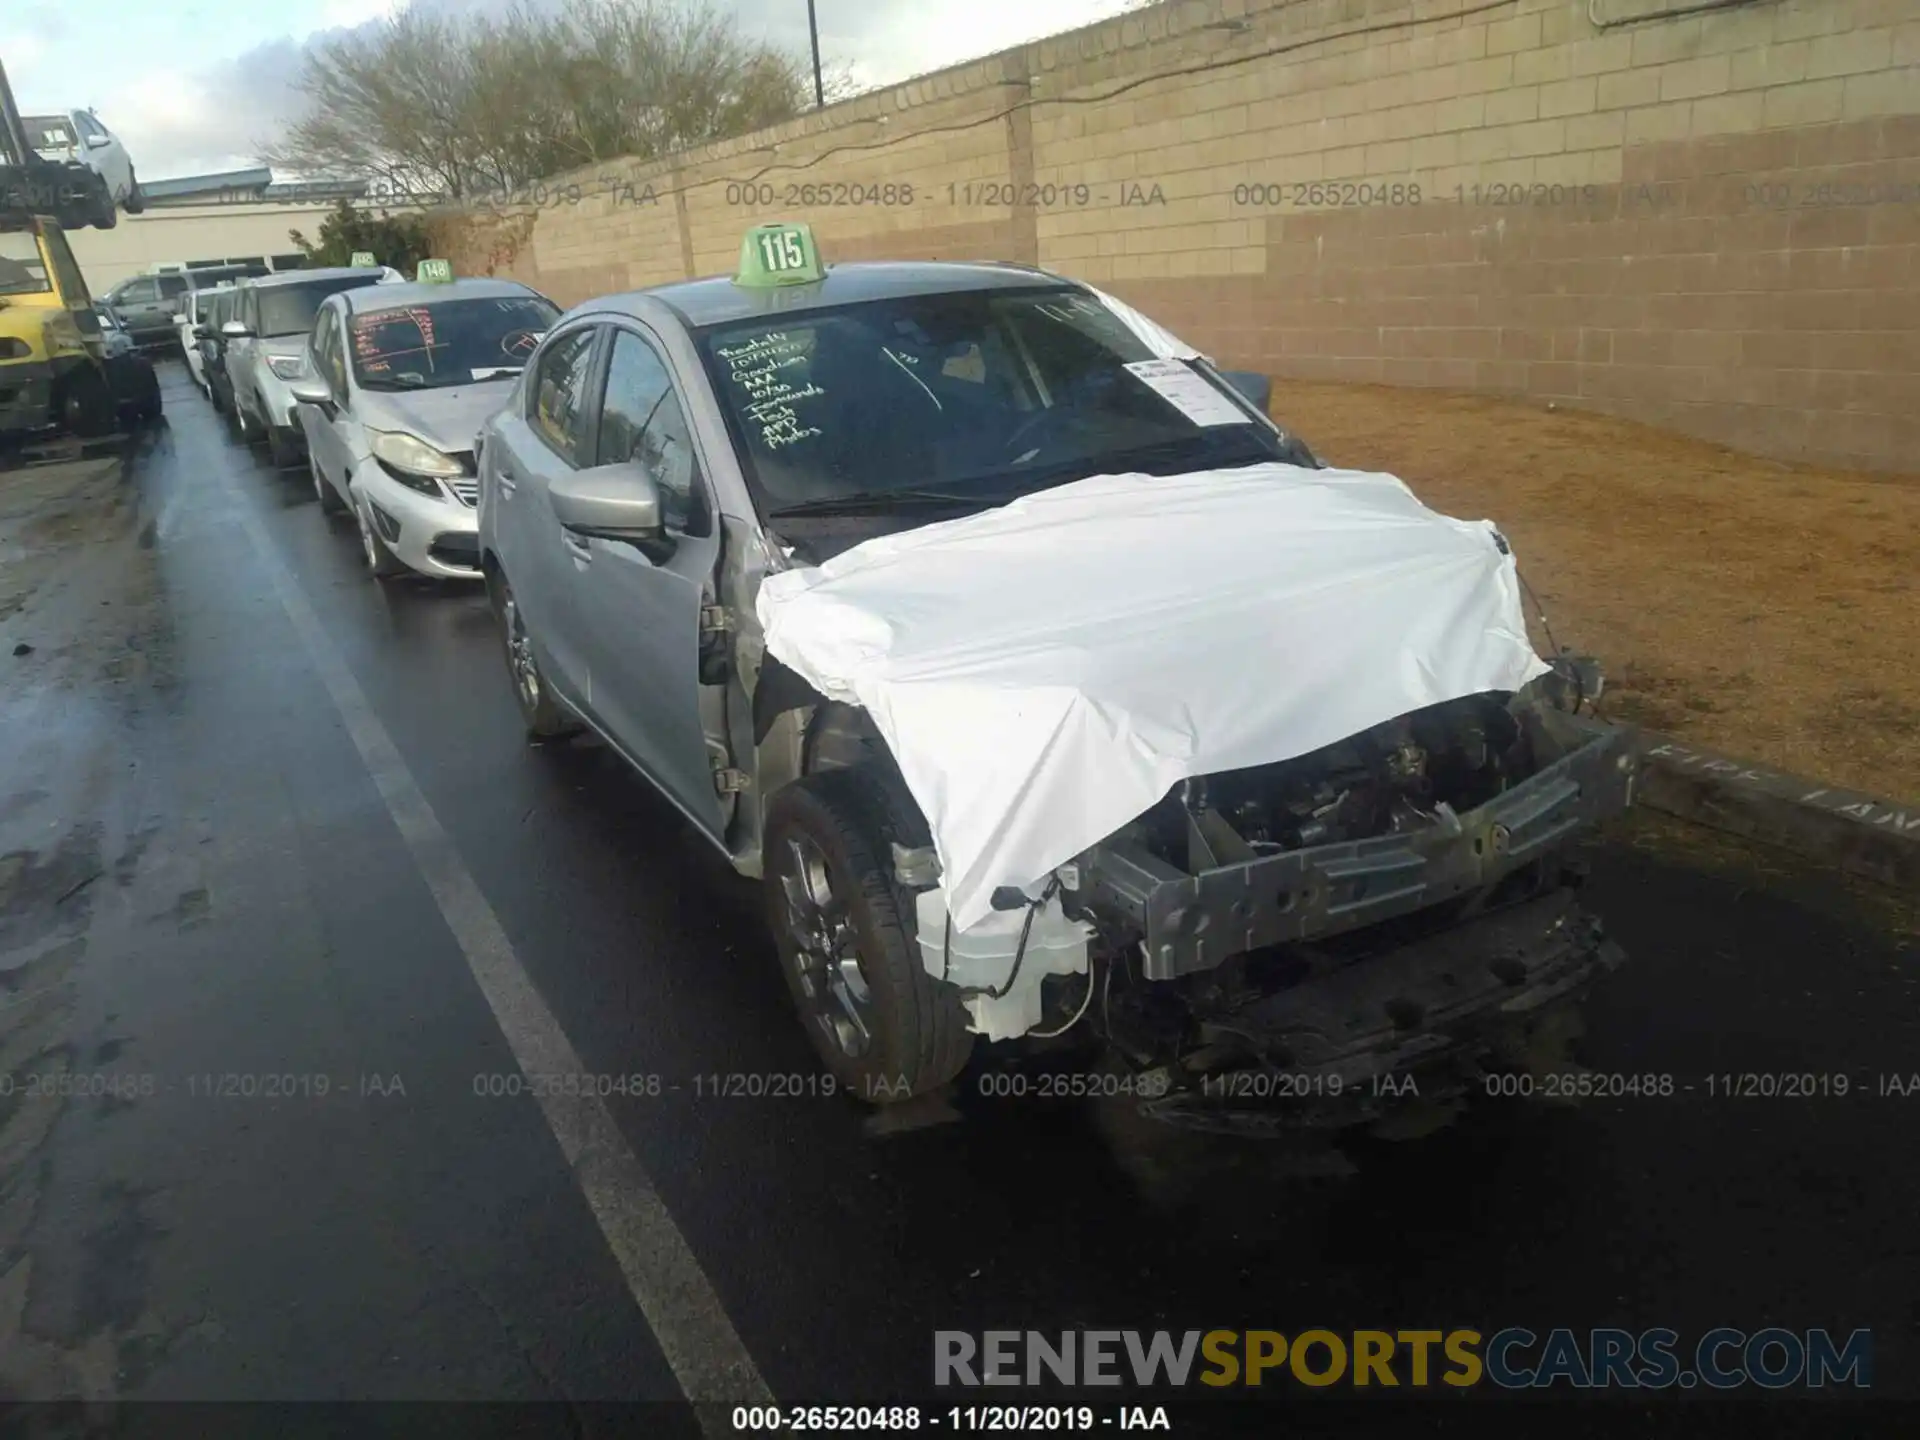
[756,463,1549,933]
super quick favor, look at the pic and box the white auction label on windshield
[1124,359,1249,426]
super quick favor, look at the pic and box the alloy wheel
[777,835,874,1059]
[502,589,541,713]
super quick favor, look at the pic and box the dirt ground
[1271,381,1920,805]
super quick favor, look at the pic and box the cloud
[321,0,402,25]
[76,0,1132,182]
[108,37,313,178]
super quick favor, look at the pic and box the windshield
[350,295,559,391]
[694,287,1281,512]
[0,234,51,297]
[255,276,384,338]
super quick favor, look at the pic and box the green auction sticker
[350,250,377,267]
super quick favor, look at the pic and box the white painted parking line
[204,452,775,1427]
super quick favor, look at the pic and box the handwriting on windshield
[718,332,825,450]
[354,307,438,375]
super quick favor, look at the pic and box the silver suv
[223,266,394,467]
[475,227,1637,1125]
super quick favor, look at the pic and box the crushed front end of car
[1060,675,1636,1131]
[755,462,1641,1126]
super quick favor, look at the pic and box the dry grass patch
[1270,381,1920,803]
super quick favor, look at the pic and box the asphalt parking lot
[1,363,1915,1436]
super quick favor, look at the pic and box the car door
[200,293,231,384]
[110,276,167,341]
[488,323,605,712]
[73,112,131,200]
[569,324,727,839]
[156,272,188,321]
[303,308,356,492]
[226,287,261,411]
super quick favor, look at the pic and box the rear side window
[254,277,383,338]
[529,328,600,466]
[159,275,189,299]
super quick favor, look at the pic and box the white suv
[23,110,143,229]
[223,268,393,467]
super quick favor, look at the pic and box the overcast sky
[3,0,1136,180]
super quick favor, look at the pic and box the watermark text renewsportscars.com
[934,1327,1872,1391]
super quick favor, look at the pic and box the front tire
[134,366,162,423]
[355,499,408,580]
[267,423,302,469]
[125,171,145,215]
[764,769,975,1102]
[311,456,346,516]
[54,364,115,438]
[487,569,581,740]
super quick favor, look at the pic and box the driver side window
[310,311,344,398]
[529,327,599,467]
[595,329,708,536]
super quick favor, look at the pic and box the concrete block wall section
[431,0,1920,473]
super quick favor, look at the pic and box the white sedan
[288,273,558,581]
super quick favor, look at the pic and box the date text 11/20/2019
[729,1406,1173,1431]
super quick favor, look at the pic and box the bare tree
[263,0,825,197]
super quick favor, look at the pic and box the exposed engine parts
[1138,693,1532,870]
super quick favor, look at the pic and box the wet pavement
[0,364,1916,1435]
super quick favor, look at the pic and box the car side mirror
[287,376,332,406]
[1218,369,1272,413]
[550,464,663,543]
[222,320,251,339]
[86,133,112,150]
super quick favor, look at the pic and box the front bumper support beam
[1080,715,1639,980]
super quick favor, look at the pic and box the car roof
[338,277,544,313]
[588,260,1075,330]
[240,266,386,289]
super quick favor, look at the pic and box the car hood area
[358,383,517,457]
[756,463,1550,932]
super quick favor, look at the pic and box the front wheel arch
[763,767,974,1101]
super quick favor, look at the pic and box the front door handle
[496,466,517,497]
[562,531,591,565]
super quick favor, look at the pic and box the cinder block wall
[432,0,1920,473]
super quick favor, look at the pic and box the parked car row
[196,225,1635,1125]
[104,261,272,350]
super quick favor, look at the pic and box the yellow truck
[0,213,114,440]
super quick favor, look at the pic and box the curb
[1635,735,1920,893]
